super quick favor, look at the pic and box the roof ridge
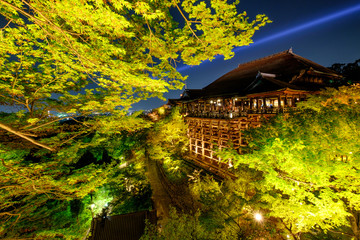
[289,52,339,74]
[203,49,293,90]
[237,48,293,68]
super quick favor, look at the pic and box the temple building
[173,49,343,176]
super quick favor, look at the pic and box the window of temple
[253,99,257,108]
[287,98,292,106]
[274,99,279,107]
[258,99,263,108]
[266,99,271,107]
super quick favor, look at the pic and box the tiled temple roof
[179,49,342,101]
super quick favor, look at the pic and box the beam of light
[177,3,360,73]
[233,3,360,51]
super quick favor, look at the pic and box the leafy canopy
[220,85,360,238]
[0,0,270,127]
[0,0,270,151]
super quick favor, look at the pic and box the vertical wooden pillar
[277,96,281,110]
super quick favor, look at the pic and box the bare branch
[0,19,12,30]
[0,122,55,151]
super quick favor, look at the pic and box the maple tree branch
[280,219,299,240]
[24,117,62,131]
[0,19,12,30]
[1,158,34,183]
[12,52,23,90]
[1,0,99,85]
[173,1,203,44]
[276,170,314,186]
[0,210,22,226]
[0,122,55,151]
[327,229,354,238]
[20,132,38,137]
[58,129,90,147]
[20,0,101,86]
[0,212,21,217]
[0,93,26,106]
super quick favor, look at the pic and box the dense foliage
[0,0,270,238]
[0,0,270,151]
[147,107,188,182]
[219,84,360,239]
[0,127,153,239]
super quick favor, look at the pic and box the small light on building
[217,99,221,102]
[229,113,233,118]
[235,98,238,101]
[210,100,213,104]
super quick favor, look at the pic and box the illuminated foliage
[220,85,360,239]
[141,208,213,240]
[0,0,270,150]
[0,135,111,238]
[147,107,188,181]
[0,128,153,239]
[0,1,272,237]
[187,173,284,239]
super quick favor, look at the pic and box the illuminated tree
[146,107,188,180]
[0,128,153,238]
[187,173,285,239]
[220,85,360,239]
[0,0,271,150]
[0,0,271,237]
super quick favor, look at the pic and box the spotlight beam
[234,3,360,51]
[177,3,360,73]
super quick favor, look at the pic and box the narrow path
[145,155,172,227]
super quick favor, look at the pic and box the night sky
[1,1,359,112]
[134,0,360,111]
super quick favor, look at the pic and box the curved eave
[246,88,315,98]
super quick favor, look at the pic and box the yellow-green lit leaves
[95,113,153,134]
[0,0,269,151]
[146,107,188,179]
[220,85,360,236]
[178,0,271,65]
[0,0,269,111]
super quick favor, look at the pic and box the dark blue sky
[134,0,360,110]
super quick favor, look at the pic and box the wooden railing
[183,107,295,119]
